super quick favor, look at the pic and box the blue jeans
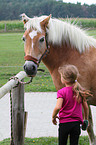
[59,121,81,145]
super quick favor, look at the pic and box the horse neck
[42,43,80,74]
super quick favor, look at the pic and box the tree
[0,0,96,20]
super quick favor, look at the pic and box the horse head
[21,14,51,77]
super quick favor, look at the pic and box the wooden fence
[0,71,30,145]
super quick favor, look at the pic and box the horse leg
[87,106,96,145]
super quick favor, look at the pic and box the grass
[0,30,96,92]
[0,136,90,145]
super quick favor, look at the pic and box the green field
[0,136,90,145]
[0,29,96,92]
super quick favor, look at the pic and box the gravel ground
[0,92,96,141]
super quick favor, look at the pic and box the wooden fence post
[0,71,30,144]
[5,23,6,32]
[11,79,25,145]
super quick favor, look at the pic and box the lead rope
[9,77,33,145]
[10,90,14,145]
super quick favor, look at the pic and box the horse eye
[39,37,45,43]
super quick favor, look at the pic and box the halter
[24,32,49,66]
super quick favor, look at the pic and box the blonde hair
[58,64,93,103]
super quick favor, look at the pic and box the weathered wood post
[11,80,25,145]
[0,71,31,145]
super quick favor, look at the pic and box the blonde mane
[25,16,96,53]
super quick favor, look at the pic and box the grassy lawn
[0,30,96,92]
[0,136,90,145]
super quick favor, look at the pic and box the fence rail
[0,71,27,99]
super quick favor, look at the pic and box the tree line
[0,0,96,20]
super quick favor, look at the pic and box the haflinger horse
[21,13,96,145]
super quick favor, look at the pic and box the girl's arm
[82,100,89,120]
[52,98,63,125]
[82,100,89,130]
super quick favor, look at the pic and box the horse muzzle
[23,48,49,77]
[23,61,37,77]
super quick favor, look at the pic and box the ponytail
[73,81,93,103]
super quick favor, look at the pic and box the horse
[21,13,96,145]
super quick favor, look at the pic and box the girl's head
[58,65,79,85]
[58,64,92,103]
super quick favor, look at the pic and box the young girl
[52,65,92,145]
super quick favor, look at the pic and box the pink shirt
[57,86,83,124]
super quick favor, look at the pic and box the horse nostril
[23,64,26,71]
[32,65,35,71]
[22,36,26,41]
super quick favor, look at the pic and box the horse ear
[20,13,30,24]
[40,14,51,30]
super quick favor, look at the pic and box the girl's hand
[82,120,88,130]
[52,116,59,125]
